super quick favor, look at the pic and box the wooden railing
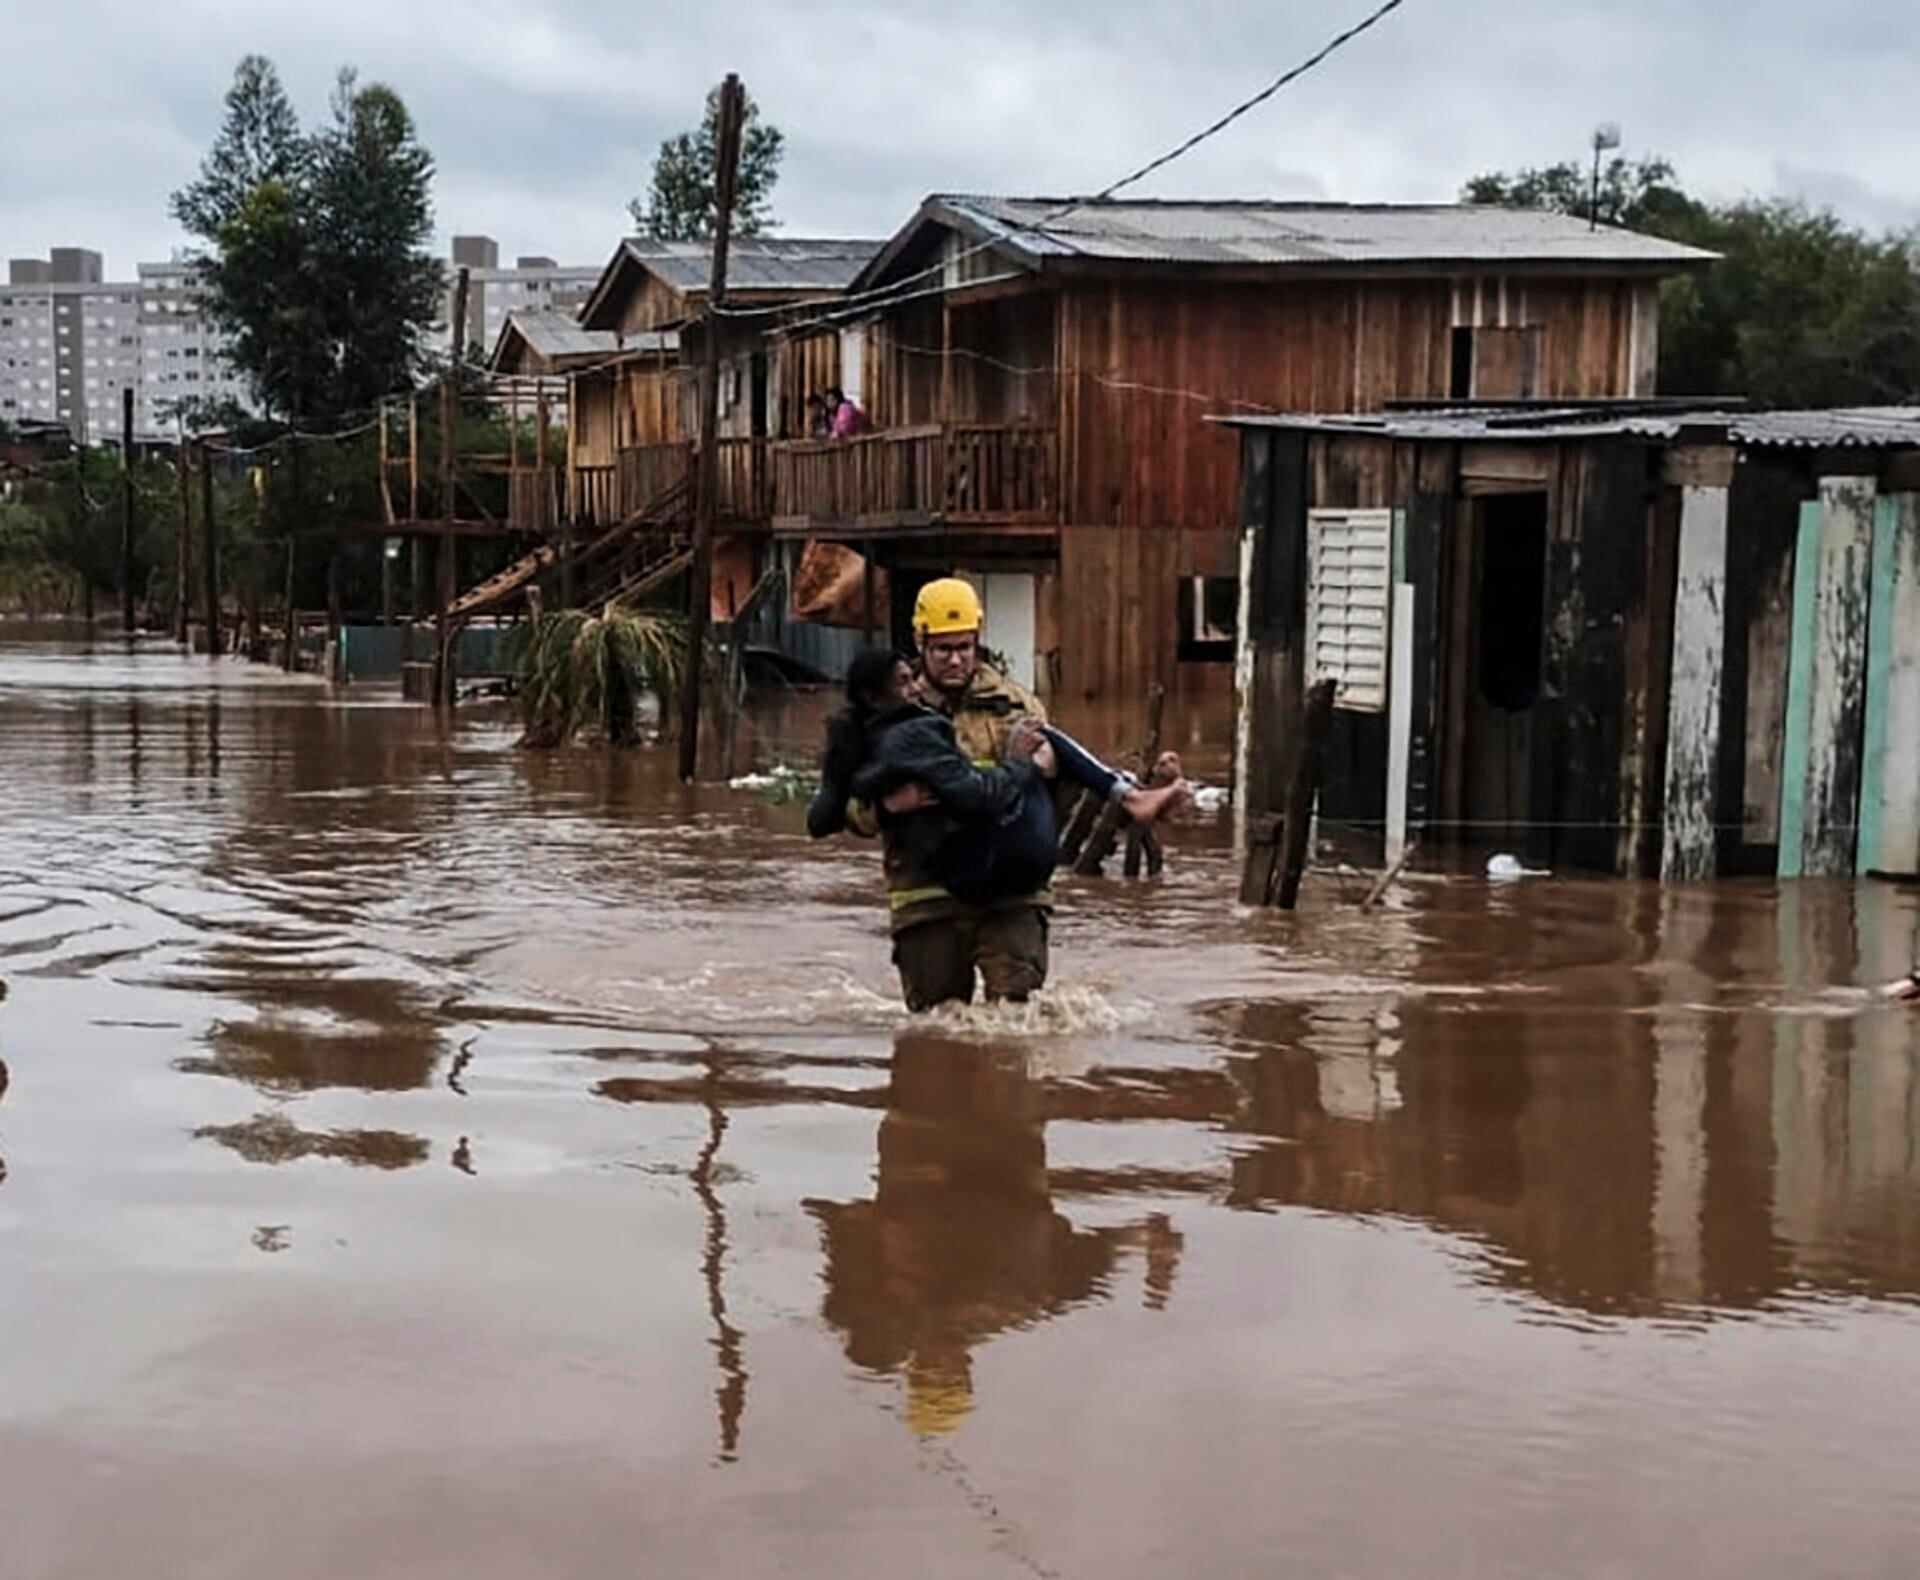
[573,428,1053,532]
[944,423,1056,523]
[611,440,768,525]
[572,464,617,527]
[507,469,558,536]
[771,424,1056,527]
[617,442,693,523]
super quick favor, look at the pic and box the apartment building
[135,260,250,436]
[0,250,144,445]
[446,236,597,358]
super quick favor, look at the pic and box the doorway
[1441,490,1550,852]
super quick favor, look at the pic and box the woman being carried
[808,648,1185,902]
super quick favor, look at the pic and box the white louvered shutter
[1305,508,1392,712]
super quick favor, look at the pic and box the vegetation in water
[515,607,692,749]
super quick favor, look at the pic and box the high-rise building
[135,260,250,437]
[1,250,145,444]
[0,237,597,444]
[443,236,598,359]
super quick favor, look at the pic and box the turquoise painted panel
[1858,496,1898,874]
[1776,502,1822,879]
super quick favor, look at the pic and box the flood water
[3,629,1920,1579]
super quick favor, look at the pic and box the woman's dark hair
[844,646,904,714]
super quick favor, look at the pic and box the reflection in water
[195,1111,429,1169]
[173,971,447,1094]
[692,1059,746,1462]
[11,633,1920,1575]
[0,1046,8,1187]
[810,1033,1181,1436]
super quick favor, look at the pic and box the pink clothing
[829,399,871,439]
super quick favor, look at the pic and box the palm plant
[515,605,692,748]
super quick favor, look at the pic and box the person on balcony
[826,386,870,439]
[805,391,833,439]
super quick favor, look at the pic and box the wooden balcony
[771,423,1057,533]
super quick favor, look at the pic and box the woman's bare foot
[1880,971,1920,1002]
[1121,778,1190,824]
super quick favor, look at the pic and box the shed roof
[579,236,882,330]
[858,196,1716,288]
[1213,403,1920,451]
[487,308,625,373]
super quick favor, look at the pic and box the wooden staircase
[446,476,692,624]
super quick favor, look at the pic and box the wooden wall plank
[1803,477,1876,875]
[1858,492,1920,875]
[1776,501,1823,878]
[1662,483,1730,880]
[1780,478,1877,876]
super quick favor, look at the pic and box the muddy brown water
[3,628,1920,1579]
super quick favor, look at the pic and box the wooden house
[487,309,621,535]
[759,196,1711,711]
[565,237,879,530]
[1223,404,1920,883]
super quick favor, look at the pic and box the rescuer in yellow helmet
[870,575,1051,1010]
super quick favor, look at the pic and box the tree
[170,55,305,240]
[1462,157,1920,406]
[172,57,443,426]
[629,86,784,241]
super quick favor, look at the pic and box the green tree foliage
[171,58,442,425]
[1463,158,1920,406]
[629,86,784,241]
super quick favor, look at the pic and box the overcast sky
[4,0,1916,277]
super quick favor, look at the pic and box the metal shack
[1223,404,1920,882]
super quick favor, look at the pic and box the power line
[711,0,1413,332]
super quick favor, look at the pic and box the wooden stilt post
[1122,683,1168,877]
[678,71,746,782]
[1075,682,1165,878]
[120,386,137,632]
[199,441,221,656]
[1274,678,1336,909]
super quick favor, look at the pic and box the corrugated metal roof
[500,309,620,360]
[621,237,882,295]
[935,196,1716,271]
[1214,404,1920,450]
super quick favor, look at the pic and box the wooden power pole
[120,387,137,632]
[174,423,191,645]
[435,266,471,708]
[678,71,746,782]
[199,442,221,656]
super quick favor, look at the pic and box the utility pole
[435,265,470,708]
[678,71,746,782]
[120,387,137,632]
[282,439,300,673]
[199,441,221,656]
[174,421,191,645]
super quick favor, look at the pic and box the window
[1177,575,1239,662]
[1305,507,1393,712]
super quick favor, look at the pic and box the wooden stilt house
[763,197,1710,716]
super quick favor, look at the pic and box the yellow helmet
[912,577,983,639]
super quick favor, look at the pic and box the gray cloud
[2,0,1915,278]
